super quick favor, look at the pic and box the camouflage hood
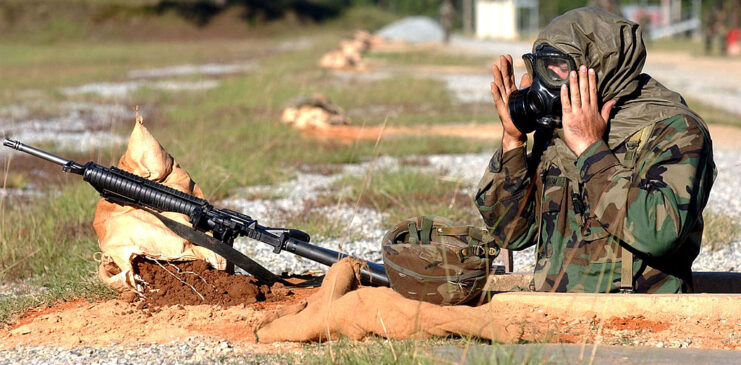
[534,7,699,149]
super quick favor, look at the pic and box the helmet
[382,216,499,306]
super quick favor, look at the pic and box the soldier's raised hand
[561,65,617,156]
[490,55,532,152]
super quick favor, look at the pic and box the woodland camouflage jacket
[475,115,715,293]
[475,8,716,293]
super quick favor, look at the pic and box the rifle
[3,138,389,287]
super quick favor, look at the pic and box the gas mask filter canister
[508,44,577,134]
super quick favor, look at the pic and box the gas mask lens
[508,45,576,134]
[539,57,572,88]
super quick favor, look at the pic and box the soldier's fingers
[490,82,503,103]
[491,64,508,99]
[499,55,513,93]
[579,65,589,108]
[519,73,532,89]
[561,84,571,115]
[589,68,598,111]
[601,99,617,123]
[505,54,516,90]
[569,70,580,112]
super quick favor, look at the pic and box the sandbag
[254,258,535,343]
[94,119,226,291]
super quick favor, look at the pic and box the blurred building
[623,0,703,40]
[474,0,703,41]
[475,0,538,40]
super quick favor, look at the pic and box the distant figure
[705,6,727,55]
[635,8,651,44]
[589,0,622,15]
[440,0,455,43]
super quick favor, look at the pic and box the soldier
[475,8,716,293]
[440,0,455,44]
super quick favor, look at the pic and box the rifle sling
[148,209,320,287]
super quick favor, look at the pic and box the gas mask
[508,44,577,134]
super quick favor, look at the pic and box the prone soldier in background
[475,7,716,293]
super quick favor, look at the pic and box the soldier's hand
[561,65,617,156]
[491,55,532,152]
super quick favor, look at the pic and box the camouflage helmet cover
[382,216,499,306]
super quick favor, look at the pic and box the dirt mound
[603,315,671,332]
[132,259,293,308]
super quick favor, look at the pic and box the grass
[686,97,741,128]
[251,337,556,364]
[0,183,117,325]
[0,279,115,326]
[702,210,741,251]
[332,169,481,227]
[0,183,100,280]
[646,38,705,56]
[366,49,492,67]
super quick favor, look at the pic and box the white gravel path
[0,102,132,155]
[0,338,260,365]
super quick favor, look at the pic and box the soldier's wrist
[502,133,526,153]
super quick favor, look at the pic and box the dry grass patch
[703,211,741,251]
[332,169,479,226]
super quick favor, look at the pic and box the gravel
[376,16,445,44]
[127,63,256,79]
[63,61,258,98]
[0,102,132,155]
[61,80,221,98]
[0,338,270,365]
[0,279,48,301]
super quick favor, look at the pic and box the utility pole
[463,0,473,35]
[693,0,702,40]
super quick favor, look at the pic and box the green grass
[0,183,100,280]
[0,183,117,325]
[366,49,492,67]
[0,40,275,100]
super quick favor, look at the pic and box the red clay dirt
[1,286,738,350]
[132,258,284,308]
[1,259,738,350]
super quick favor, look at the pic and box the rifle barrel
[3,138,84,174]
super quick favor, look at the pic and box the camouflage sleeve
[576,115,715,257]
[474,146,538,250]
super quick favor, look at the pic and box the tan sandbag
[94,120,226,291]
[254,258,536,343]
